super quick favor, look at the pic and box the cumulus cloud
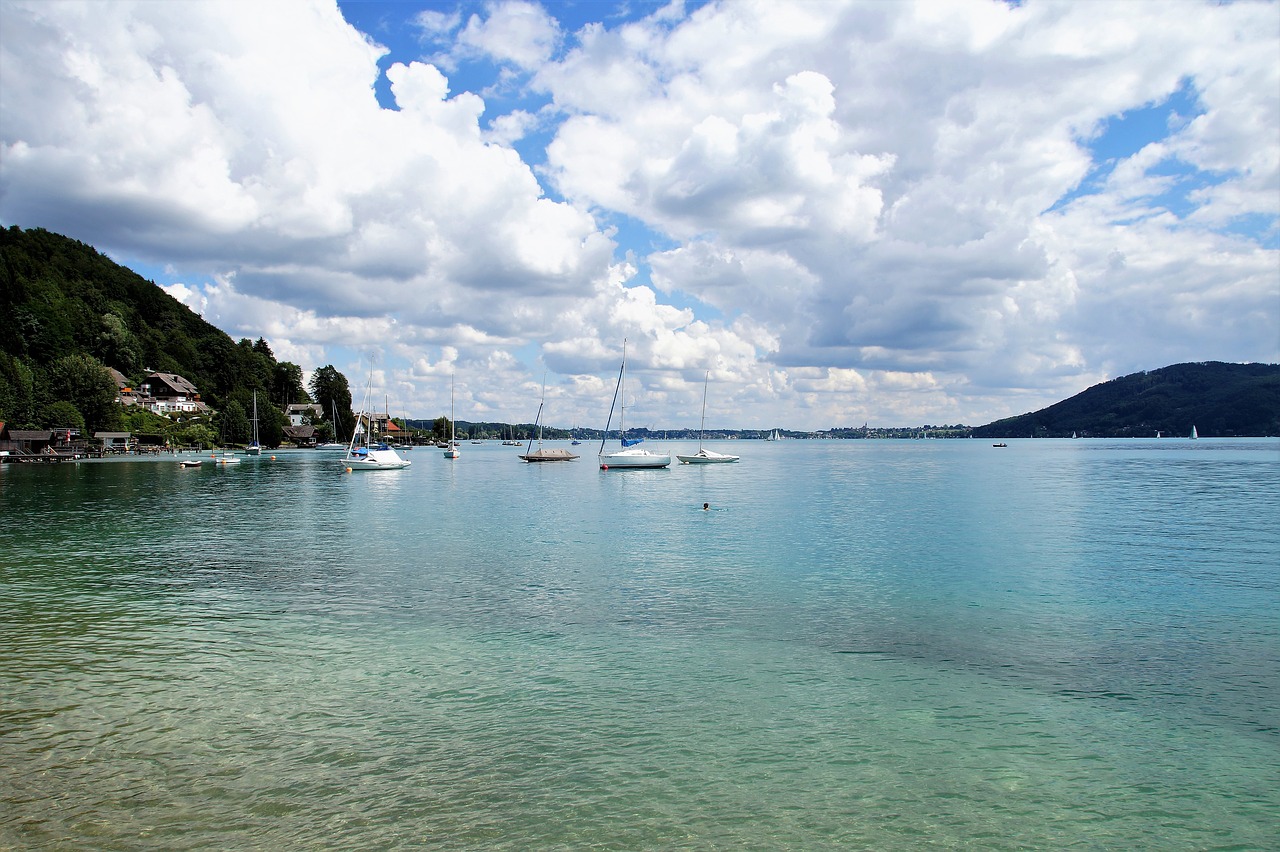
[539,0,1277,418]
[1,0,1275,429]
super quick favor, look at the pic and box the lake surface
[3,438,1278,849]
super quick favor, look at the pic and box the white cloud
[456,0,560,70]
[0,0,1275,430]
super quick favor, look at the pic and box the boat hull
[599,449,671,469]
[519,448,580,462]
[676,450,739,464]
[343,448,411,470]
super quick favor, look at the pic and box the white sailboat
[1190,425,1198,440]
[246,391,261,455]
[444,375,460,459]
[342,362,410,471]
[677,371,739,464]
[520,374,579,462]
[766,429,781,441]
[598,340,670,470]
[315,399,347,450]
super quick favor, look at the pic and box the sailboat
[520,374,579,462]
[443,376,460,459]
[766,429,781,441]
[246,391,261,455]
[315,399,347,450]
[598,340,670,470]
[677,371,739,464]
[1190,425,1198,440]
[341,362,410,470]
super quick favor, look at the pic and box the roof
[95,432,133,439]
[9,430,53,440]
[286,403,323,413]
[146,373,199,395]
[108,368,131,389]
[283,425,315,438]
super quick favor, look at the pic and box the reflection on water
[2,441,1278,849]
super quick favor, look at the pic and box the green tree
[39,400,85,431]
[44,353,118,433]
[219,399,251,445]
[97,311,140,373]
[168,421,215,449]
[123,408,173,436]
[309,365,354,439]
[0,352,37,426]
[257,401,287,449]
[272,361,309,407]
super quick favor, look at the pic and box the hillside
[971,362,1280,438]
[0,225,324,442]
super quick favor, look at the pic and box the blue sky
[1,0,1276,429]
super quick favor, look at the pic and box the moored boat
[598,340,670,470]
[677,371,739,465]
[444,376,460,459]
[342,362,410,471]
[520,374,579,462]
[246,391,261,455]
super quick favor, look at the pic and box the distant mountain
[972,362,1280,438]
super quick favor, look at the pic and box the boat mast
[348,359,374,456]
[698,370,708,451]
[526,373,546,455]
[598,338,626,456]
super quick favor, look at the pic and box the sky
[1,0,1277,431]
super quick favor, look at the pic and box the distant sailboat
[677,371,739,464]
[246,391,261,455]
[444,375,460,459]
[519,374,579,462]
[1190,425,1198,440]
[315,399,347,450]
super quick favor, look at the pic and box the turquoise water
[2,439,1278,849]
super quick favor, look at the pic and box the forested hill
[971,362,1280,438]
[0,225,319,439]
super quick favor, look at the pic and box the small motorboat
[179,459,203,468]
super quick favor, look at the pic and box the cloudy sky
[1,0,1276,430]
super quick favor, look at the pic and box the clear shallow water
[2,439,1278,849]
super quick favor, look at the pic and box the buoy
[600,464,608,470]
[270,455,276,460]
[345,466,352,473]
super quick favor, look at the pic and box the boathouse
[95,432,133,453]
[283,424,316,447]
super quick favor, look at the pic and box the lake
[2,438,1278,849]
